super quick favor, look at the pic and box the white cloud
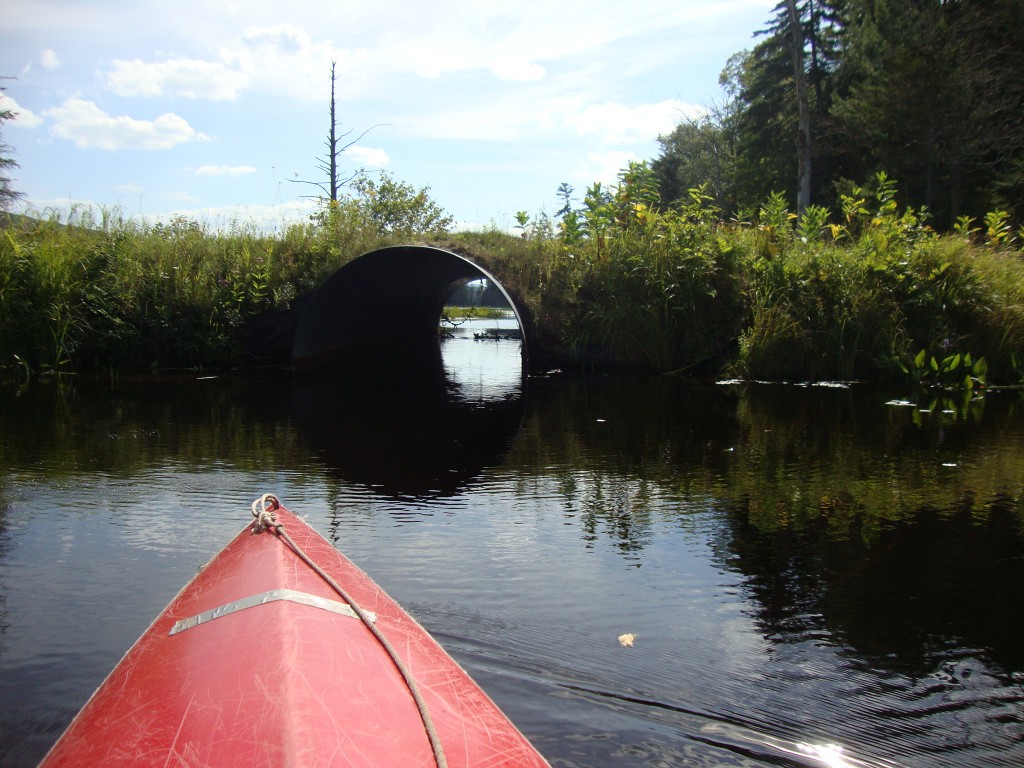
[576,150,641,188]
[570,100,701,145]
[400,91,696,148]
[42,98,211,150]
[489,57,546,82]
[100,23,346,103]
[346,146,389,168]
[40,49,62,70]
[194,165,258,176]
[0,93,43,128]
[162,191,201,203]
[153,200,317,232]
[105,57,248,100]
[225,24,356,101]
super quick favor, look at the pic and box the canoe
[39,495,549,767]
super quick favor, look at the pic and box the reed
[3,178,1024,383]
[0,206,380,372]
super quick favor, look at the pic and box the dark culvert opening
[292,245,527,376]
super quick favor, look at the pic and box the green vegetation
[0,171,454,373]
[441,306,510,321]
[4,2,1023,383]
[3,167,1024,386]
[497,166,1024,386]
[655,0,1024,230]
[1,81,23,212]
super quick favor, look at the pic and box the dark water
[2,320,1024,767]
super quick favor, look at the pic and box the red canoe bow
[39,495,549,767]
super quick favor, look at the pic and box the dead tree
[292,61,381,202]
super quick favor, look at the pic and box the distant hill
[0,211,45,230]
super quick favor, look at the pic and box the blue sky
[2,0,775,231]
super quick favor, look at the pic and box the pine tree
[1,82,24,212]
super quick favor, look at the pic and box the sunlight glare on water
[441,316,524,402]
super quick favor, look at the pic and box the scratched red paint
[38,503,549,767]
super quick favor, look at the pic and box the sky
[2,0,777,232]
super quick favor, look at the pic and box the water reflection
[2,372,1024,766]
[293,324,525,500]
[441,316,524,403]
[514,377,1024,674]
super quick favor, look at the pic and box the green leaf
[974,357,988,386]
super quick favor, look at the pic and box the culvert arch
[292,245,529,374]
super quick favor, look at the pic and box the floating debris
[473,329,522,341]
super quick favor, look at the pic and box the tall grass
[730,186,1024,382]
[0,206,382,371]
[3,177,1024,383]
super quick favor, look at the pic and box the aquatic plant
[899,347,988,392]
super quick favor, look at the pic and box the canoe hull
[39,502,548,767]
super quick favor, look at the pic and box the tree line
[653,0,1023,230]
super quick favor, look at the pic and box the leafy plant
[559,210,586,247]
[613,160,661,229]
[352,172,454,236]
[514,211,531,238]
[757,191,795,257]
[984,209,1013,246]
[796,204,830,243]
[900,348,988,391]
[953,215,979,241]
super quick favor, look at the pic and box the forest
[652,0,1023,230]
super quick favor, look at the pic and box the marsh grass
[3,184,1024,383]
[0,207,380,372]
[441,306,511,320]
[728,190,1024,383]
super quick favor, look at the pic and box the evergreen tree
[1,82,24,212]
[956,0,1024,217]
[727,1,844,214]
[830,0,975,224]
[654,0,1022,228]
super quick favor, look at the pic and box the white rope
[250,494,448,768]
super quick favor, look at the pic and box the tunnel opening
[290,247,527,496]
[439,278,523,404]
[292,245,528,378]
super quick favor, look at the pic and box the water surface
[1,323,1023,766]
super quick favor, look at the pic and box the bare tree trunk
[289,62,381,202]
[786,0,812,214]
[327,61,339,202]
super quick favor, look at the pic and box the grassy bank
[452,177,1024,385]
[0,206,388,372]
[3,178,1024,385]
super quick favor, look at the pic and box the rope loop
[250,493,280,533]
